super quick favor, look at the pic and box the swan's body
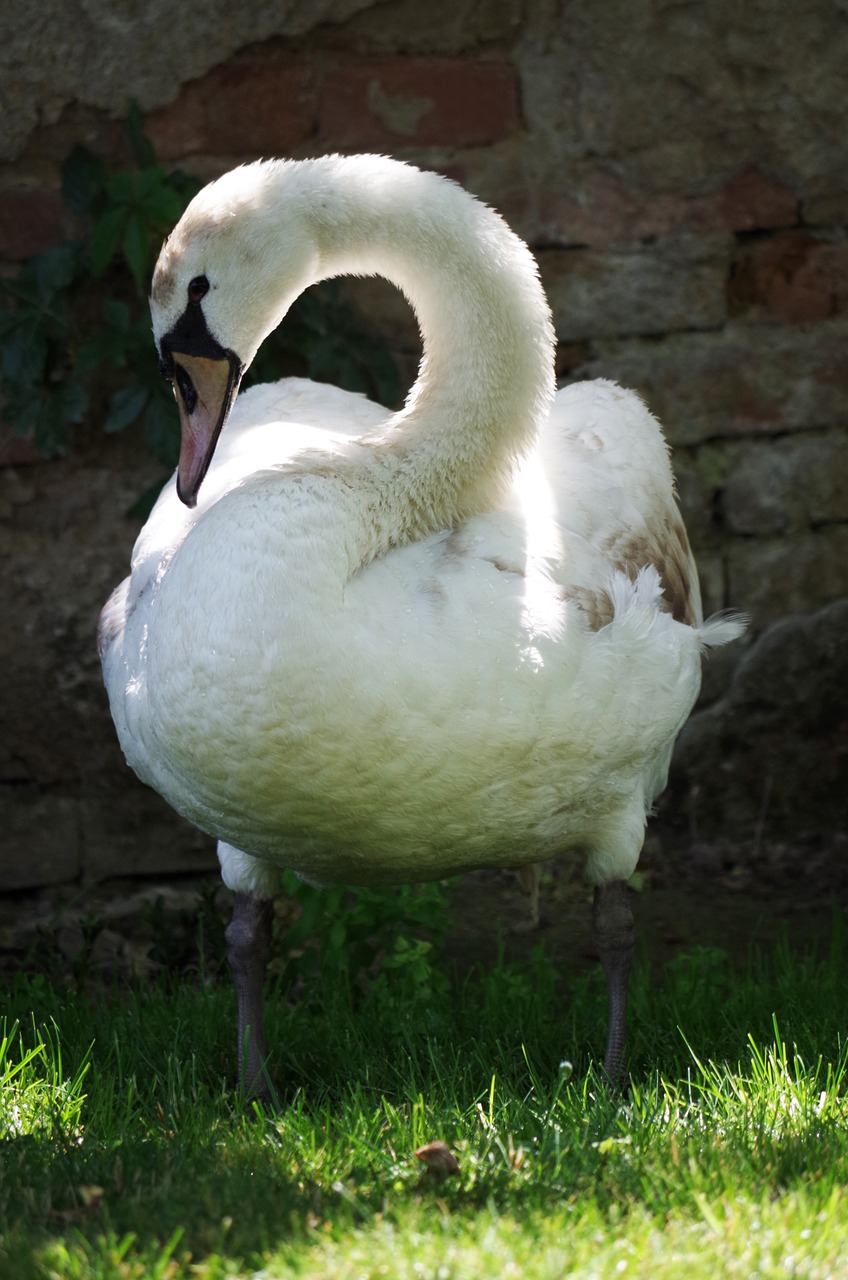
[100,155,743,1090]
[104,375,718,889]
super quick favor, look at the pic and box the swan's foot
[592,880,635,1089]
[226,892,277,1105]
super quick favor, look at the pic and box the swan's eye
[174,363,198,414]
[188,275,209,303]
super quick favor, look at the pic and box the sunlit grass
[0,1018,90,1143]
[2,924,848,1278]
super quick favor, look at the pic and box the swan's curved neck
[260,159,555,556]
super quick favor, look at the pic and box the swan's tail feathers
[697,610,748,652]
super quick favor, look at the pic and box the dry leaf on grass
[414,1140,460,1177]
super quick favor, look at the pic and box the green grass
[2,927,848,1278]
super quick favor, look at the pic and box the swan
[99,154,743,1095]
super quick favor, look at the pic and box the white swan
[99,154,743,1094]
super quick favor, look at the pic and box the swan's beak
[172,352,243,507]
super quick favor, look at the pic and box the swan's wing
[229,377,389,441]
[97,576,129,663]
[211,377,389,475]
[438,379,702,633]
[130,378,390,588]
[536,380,703,627]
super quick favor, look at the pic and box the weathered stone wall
[2,0,846,889]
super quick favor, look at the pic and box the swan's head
[151,162,319,506]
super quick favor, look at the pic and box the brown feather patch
[558,584,616,631]
[602,512,698,626]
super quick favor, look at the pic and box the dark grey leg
[592,880,635,1087]
[225,892,276,1103]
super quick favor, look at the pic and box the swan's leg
[512,862,542,931]
[592,880,635,1087]
[226,892,276,1102]
[217,842,281,1104]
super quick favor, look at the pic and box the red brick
[539,166,798,249]
[729,230,848,323]
[538,171,639,247]
[0,188,67,261]
[317,57,518,150]
[716,167,798,233]
[146,53,315,160]
[0,426,40,467]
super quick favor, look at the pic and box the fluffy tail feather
[697,610,748,651]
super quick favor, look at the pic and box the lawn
[2,895,848,1279]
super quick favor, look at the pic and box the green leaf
[328,920,347,952]
[310,344,367,394]
[126,476,169,520]
[141,179,184,229]
[35,244,79,299]
[0,270,42,308]
[105,384,149,433]
[101,298,132,331]
[167,168,203,205]
[58,379,89,424]
[122,214,150,293]
[143,385,180,466]
[0,309,18,338]
[125,100,156,169]
[34,397,71,456]
[106,171,134,206]
[1,328,48,384]
[77,328,127,374]
[62,145,106,219]
[90,206,127,276]
[2,385,44,438]
[17,378,88,456]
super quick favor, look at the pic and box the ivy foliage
[278,870,452,1000]
[0,105,401,478]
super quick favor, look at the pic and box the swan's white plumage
[100,155,743,903]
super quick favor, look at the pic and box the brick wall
[1,0,846,886]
